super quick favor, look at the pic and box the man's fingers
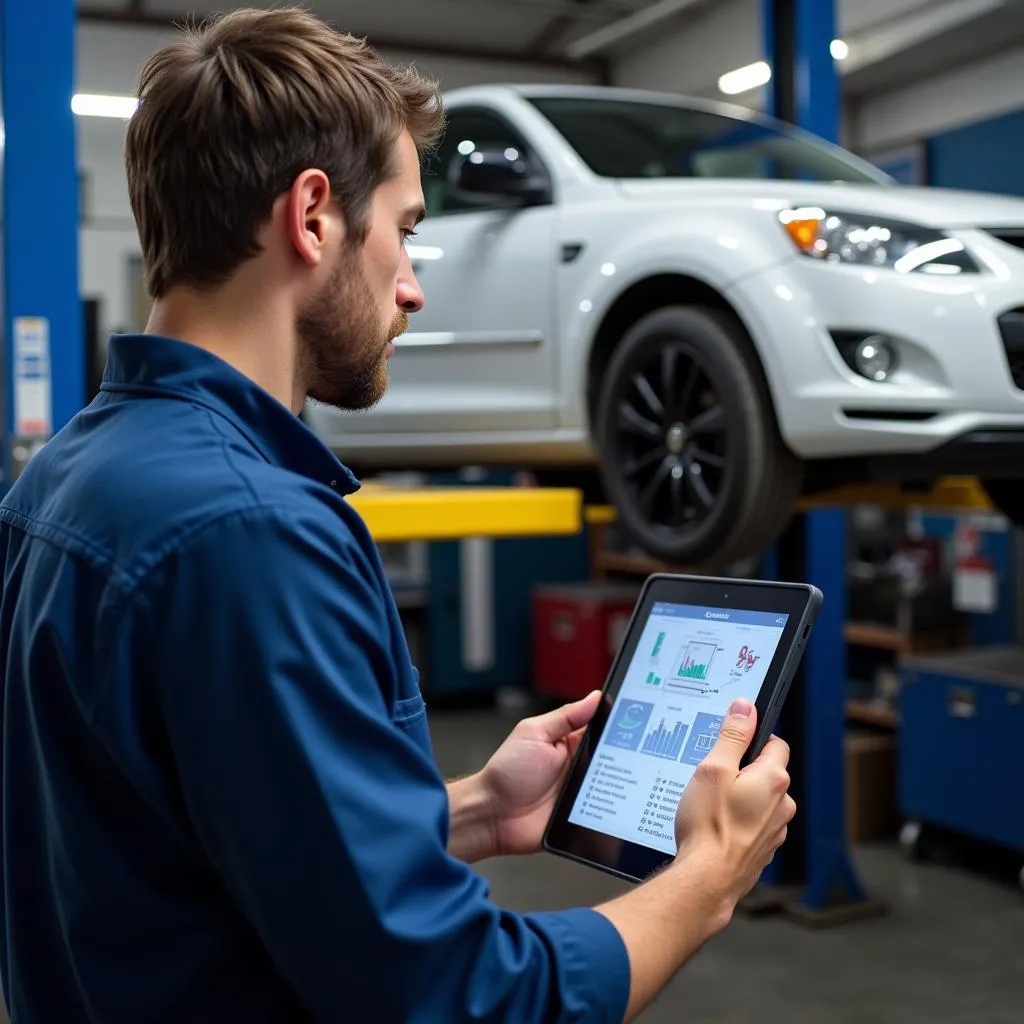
[565,724,588,757]
[752,735,791,771]
[530,690,602,742]
[702,699,757,769]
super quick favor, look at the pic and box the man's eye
[403,230,419,243]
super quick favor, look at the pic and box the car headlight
[778,207,981,274]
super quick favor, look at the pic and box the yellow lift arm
[796,476,993,513]
[346,484,583,542]
[585,476,994,529]
[346,476,992,545]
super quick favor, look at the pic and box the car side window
[422,109,537,217]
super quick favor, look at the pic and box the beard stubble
[298,245,408,412]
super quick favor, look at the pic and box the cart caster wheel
[900,821,925,861]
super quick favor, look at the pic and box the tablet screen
[566,601,789,855]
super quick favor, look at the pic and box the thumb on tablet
[704,699,757,769]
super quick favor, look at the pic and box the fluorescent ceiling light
[71,93,138,119]
[718,61,771,96]
[830,38,849,60]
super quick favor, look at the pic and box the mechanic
[0,7,796,1022]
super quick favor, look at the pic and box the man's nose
[397,258,425,313]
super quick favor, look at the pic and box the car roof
[440,83,769,125]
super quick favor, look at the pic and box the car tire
[595,305,803,568]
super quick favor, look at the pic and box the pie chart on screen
[620,703,647,730]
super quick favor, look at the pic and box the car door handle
[561,242,585,263]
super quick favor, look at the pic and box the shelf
[594,551,680,576]
[843,621,966,656]
[843,622,910,653]
[846,699,900,730]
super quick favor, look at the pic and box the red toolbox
[532,583,642,700]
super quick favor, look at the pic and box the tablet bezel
[543,573,821,884]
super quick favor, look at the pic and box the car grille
[997,308,1024,389]
[986,228,1024,251]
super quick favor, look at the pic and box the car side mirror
[450,146,551,207]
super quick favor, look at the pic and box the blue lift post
[748,0,886,926]
[0,0,84,495]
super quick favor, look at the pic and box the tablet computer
[543,573,822,883]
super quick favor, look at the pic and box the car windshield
[527,96,890,184]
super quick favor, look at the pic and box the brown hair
[124,5,444,299]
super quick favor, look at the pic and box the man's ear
[286,169,337,267]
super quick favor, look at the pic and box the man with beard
[0,7,795,1023]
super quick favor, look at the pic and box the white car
[305,83,1024,566]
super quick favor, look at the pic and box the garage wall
[76,21,598,334]
[925,107,1024,196]
[611,0,760,100]
[76,21,598,95]
[607,0,935,101]
[853,42,1024,153]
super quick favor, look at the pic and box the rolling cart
[898,645,1024,892]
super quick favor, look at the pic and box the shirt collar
[101,334,361,495]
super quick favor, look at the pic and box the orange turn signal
[782,218,823,253]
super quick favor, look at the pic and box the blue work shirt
[0,334,630,1023]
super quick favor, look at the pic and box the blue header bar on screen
[652,603,789,629]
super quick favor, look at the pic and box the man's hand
[595,698,796,1022]
[478,690,602,858]
[673,697,796,910]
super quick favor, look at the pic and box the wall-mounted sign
[13,316,52,438]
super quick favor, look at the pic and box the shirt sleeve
[132,502,631,1024]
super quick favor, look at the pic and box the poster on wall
[13,316,53,439]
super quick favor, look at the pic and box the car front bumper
[727,230,1024,461]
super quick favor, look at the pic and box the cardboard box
[846,731,899,842]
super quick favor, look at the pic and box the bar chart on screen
[640,718,690,760]
[674,640,717,679]
[649,630,666,662]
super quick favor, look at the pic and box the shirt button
[330,480,338,488]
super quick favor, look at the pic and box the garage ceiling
[75,0,718,74]
[77,0,1024,91]
[842,0,1024,96]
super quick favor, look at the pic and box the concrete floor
[2,703,1019,1023]
[431,705,1024,1024]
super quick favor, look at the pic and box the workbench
[899,645,1024,873]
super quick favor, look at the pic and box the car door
[342,106,560,436]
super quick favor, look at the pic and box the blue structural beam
[757,0,877,922]
[762,0,838,139]
[794,1,839,143]
[0,0,84,491]
[799,509,868,911]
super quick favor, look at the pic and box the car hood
[614,179,1024,229]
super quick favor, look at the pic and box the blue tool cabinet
[899,646,1024,855]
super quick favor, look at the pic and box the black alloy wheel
[595,306,802,567]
